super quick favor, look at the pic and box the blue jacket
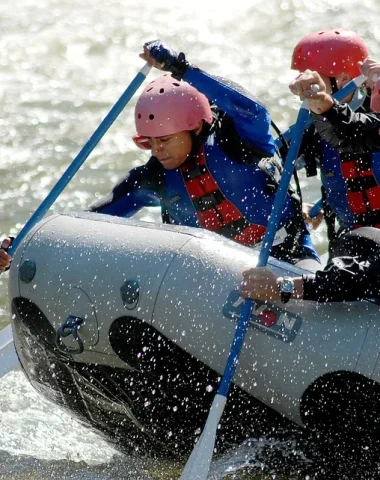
[90,67,318,263]
[301,93,380,230]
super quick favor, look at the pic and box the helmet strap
[329,77,338,94]
[189,121,211,158]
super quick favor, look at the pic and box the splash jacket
[303,227,380,302]
[90,67,318,263]
[300,93,380,231]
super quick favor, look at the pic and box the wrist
[277,276,294,304]
[293,278,304,300]
[277,276,304,303]
[310,94,334,114]
[170,52,190,81]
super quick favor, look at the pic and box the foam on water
[0,371,118,464]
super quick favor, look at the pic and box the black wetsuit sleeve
[89,157,165,216]
[303,256,380,302]
[310,100,380,153]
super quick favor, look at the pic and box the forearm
[311,100,380,152]
[241,257,380,304]
[302,256,380,302]
[89,160,162,216]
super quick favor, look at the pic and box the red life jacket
[340,153,380,228]
[180,147,266,245]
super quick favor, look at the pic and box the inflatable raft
[8,211,380,455]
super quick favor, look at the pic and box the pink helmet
[291,28,368,78]
[134,74,213,138]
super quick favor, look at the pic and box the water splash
[208,436,313,480]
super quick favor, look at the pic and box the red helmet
[291,28,368,78]
[134,74,213,138]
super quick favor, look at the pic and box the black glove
[144,40,189,80]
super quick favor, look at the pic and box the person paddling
[0,40,319,271]
[289,29,380,258]
[89,40,318,264]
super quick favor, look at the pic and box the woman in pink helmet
[288,28,380,260]
[0,41,320,271]
[0,40,326,271]
[85,40,320,265]
[0,40,321,272]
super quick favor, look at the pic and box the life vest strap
[182,164,208,181]
[346,175,378,192]
[339,154,380,226]
[349,209,380,226]
[192,190,224,212]
[180,147,266,245]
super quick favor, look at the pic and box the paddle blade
[179,394,227,480]
[0,324,18,378]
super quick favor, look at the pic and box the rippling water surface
[1,0,380,478]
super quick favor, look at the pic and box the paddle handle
[309,198,323,218]
[8,63,151,255]
[275,74,368,148]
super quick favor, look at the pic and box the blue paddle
[180,73,368,480]
[179,99,312,480]
[309,198,323,218]
[7,63,151,256]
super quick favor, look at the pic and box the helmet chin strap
[189,121,211,158]
[329,77,339,94]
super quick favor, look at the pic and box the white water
[1,0,380,478]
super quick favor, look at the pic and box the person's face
[149,130,193,170]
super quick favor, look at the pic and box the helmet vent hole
[159,88,165,94]
[146,87,153,92]
[137,113,142,119]
[173,82,180,87]
[149,114,155,120]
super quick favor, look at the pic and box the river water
[0,0,380,478]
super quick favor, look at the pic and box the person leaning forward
[0,40,320,272]
[88,40,319,265]
[289,29,380,258]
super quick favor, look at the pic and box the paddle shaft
[8,63,151,256]
[0,325,18,377]
[218,104,311,396]
[180,101,312,480]
[180,74,368,479]
[220,75,368,396]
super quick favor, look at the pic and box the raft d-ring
[56,315,84,354]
